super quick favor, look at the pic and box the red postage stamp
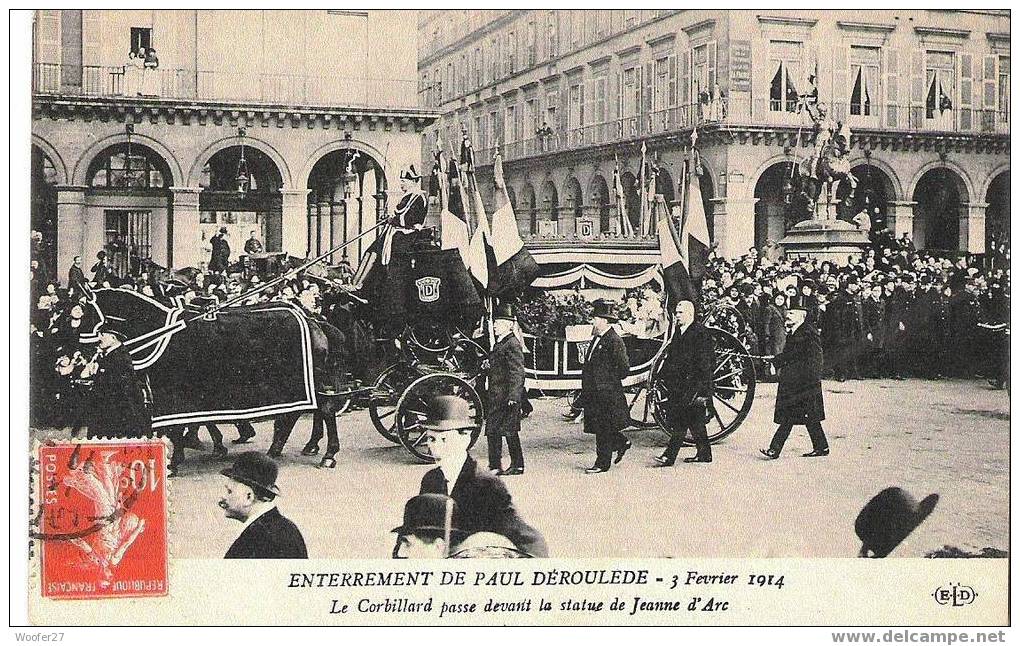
[34,442,168,600]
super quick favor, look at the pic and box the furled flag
[657,130,710,308]
[466,170,491,291]
[488,150,540,298]
[638,140,650,236]
[441,153,471,264]
[613,154,634,236]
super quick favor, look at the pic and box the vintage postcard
[14,6,1011,632]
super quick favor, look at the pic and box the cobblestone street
[33,378,1009,559]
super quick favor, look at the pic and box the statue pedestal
[779,218,870,264]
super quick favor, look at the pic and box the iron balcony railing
[32,63,422,110]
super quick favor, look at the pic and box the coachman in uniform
[760,302,829,459]
[84,325,151,439]
[485,303,527,476]
[574,300,631,473]
[383,165,429,259]
[654,300,715,465]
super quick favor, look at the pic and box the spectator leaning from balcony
[141,47,160,96]
[125,49,143,96]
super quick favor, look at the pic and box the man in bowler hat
[220,452,308,559]
[485,303,527,476]
[209,226,231,274]
[655,299,714,465]
[392,494,466,559]
[418,395,548,557]
[760,304,829,459]
[575,300,631,473]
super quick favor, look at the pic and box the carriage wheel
[396,373,483,463]
[649,328,756,445]
[369,363,423,444]
[407,322,453,355]
[628,351,666,429]
[445,337,488,381]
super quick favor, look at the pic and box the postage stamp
[33,441,168,600]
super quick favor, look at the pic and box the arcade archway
[563,176,583,235]
[31,146,59,277]
[985,171,1009,262]
[199,146,284,263]
[589,174,611,233]
[753,161,800,250]
[306,148,387,263]
[85,142,173,276]
[620,171,640,233]
[539,180,559,233]
[835,162,896,234]
[912,167,968,252]
[520,183,537,234]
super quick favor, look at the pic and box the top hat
[420,395,477,432]
[219,226,228,234]
[493,302,516,321]
[391,493,465,538]
[400,165,421,182]
[738,282,755,296]
[591,299,619,322]
[855,487,939,557]
[221,451,281,498]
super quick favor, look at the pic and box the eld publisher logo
[933,583,977,607]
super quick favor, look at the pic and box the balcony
[475,94,1007,165]
[32,63,422,111]
[517,209,659,249]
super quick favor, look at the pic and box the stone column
[280,189,312,259]
[959,202,988,255]
[169,187,202,270]
[55,185,87,286]
[710,197,758,260]
[885,200,916,239]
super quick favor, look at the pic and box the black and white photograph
[14,6,1011,630]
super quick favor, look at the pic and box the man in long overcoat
[760,305,829,459]
[484,304,527,475]
[85,327,151,439]
[220,452,308,559]
[654,300,714,465]
[575,300,631,473]
[209,227,231,273]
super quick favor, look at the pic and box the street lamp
[235,128,251,194]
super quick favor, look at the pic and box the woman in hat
[575,300,631,473]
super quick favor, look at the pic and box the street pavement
[33,378,1009,559]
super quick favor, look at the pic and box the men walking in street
[654,299,714,465]
[418,395,548,557]
[220,452,308,559]
[760,303,829,459]
[485,303,526,476]
[575,300,631,474]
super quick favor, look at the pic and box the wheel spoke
[714,384,747,393]
[713,395,741,414]
[377,409,395,421]
[412,433,429,447]
[714,368,743,383]
[712,407,727,430]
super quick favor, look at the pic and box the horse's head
[77,287,180,346]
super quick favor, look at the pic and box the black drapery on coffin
[362,248,483,330]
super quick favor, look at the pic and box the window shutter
[959,53,973,131]
[680,49,691,107]
[982,54,998,132]
[750,38,768,118]
[668,54,677,107]
[707,41,718,90]
[831,44,849,122]
[614,70,622,121]
[36,10,61,65]
[883,48,900,128]
[82,10,101,66]
[909,50,925,129]
[644,61,653,118]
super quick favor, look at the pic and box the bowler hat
[591,299,619,322]
[420,395,477,432]
[219,226,228,234]
[221,451,281,498]
[855,487,939,557]
[493,302,515,321]
[391,494,465,538]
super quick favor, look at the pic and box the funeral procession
[28,9,1009,561]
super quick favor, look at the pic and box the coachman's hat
[421,395,478,432]
[221,451,281,498]
[400,165,422,182]
[591,299,619,322]
[391,494,465,538]
[493,302,516,321]
[855,487,939,557]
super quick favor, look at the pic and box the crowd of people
[699,230,1010,387]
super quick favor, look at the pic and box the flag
[466,172,490,290]
[488,151,540,298]
[657,134,710,309]
[683,150,711,284]
[657,201,698,307]
[613,155,634,236]
[638,141,649,236]
[441,156,471,263]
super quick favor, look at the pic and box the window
[474,115,485,150]
[130,27,151,55]
[545,90,558,129]
[460,54,468,94]
[593,74,608,125]
[925,51,955,124]
[525,99,538,136]
[507,31,517,74]
[595,11,608,39]
[473,48,482,88]
[546,12,558,59]
[568,81,583,129]
[850,46,880,117]
[653,56,671,112]
[88,146,167,189]
[621,66,641,117]
[998,56,1010,124]
[625,10,639,28]
[505,104,517,142]
[105,210,151,277]
[769,41,802,113]
[526,19,537,67]
[488,111,499,149]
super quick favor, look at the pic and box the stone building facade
[418,10,1009,262]
[31,9,438,283]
